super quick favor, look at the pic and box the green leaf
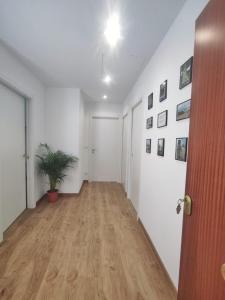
[36,144,78,191]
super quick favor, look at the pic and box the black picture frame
[146,117,153,129]
[159,80,167,102]
[176,99,191,121]
[175,138,188,162]
[157,138,165,156]
[148,93,153,110]
[179,57,193,89]
[157,110,168,128]
[146,139,151,153]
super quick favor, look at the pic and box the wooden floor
[0,182,176,300]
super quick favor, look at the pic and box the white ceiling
[0,0,186,102]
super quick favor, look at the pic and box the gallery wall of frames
[145,57,192,162]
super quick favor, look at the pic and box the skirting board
[36,180,88,206]
[138,218,177,294]
[60,180,88,197]
[127,198,138,219]
[58,193,77,197]
[121,184,127,197]
[36,194,47,206]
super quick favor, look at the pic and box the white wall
[45,88,85,193]
[0,42,46,241]
[123,0,209,287]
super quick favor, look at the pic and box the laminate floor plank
[0,182,176,300]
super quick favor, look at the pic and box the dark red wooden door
[178,0,225,299]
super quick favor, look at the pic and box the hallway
[0,183,176,300]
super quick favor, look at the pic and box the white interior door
[130,101,143,212]
[122,114,128,192]
[0,83,26,231]
[90,117,122,182]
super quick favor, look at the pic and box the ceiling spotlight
[103,75,112,84]
[102,95,108,100]
[104,13,122,48]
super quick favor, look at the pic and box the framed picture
[157,138,165,156]
[176,99,191,121]
[146,139,151,153]
[175,138,188,161]
[157,110,168,128]
[159,80,167,102]
[179,57,193,89]
[148,93,153,110]
[146,117,153,129]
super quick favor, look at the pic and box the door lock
[176,195,192,216]
[221,264,225,280]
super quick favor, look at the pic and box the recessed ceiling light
[102,95,108,100]
[104,13,122,48]
[103,75,112,84]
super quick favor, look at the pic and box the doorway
[121,114,128,192]
[90,116,122,182]
[0,82,27,231]
[130,101,143,212]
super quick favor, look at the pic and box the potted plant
[36,144,78,203]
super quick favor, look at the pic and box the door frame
[128,99,143,216]
[0,77,31,214]
[121,113,128,192]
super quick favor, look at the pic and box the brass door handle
[176,195,192,216]
[221,264,225,280]
[184,195,192,216]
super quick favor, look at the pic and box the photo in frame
[157,110,168,128]
[159,80,167,102]
[176,99,191,121]
[179,57,193,89]
[148,93,153,110]
[175,138,188,162]
[146,139,151,153]
[146,117,153,129]
[157,138,165,156]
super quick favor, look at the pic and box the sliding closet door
[0,83,26,231]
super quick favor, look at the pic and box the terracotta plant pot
[47,190,58,203]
